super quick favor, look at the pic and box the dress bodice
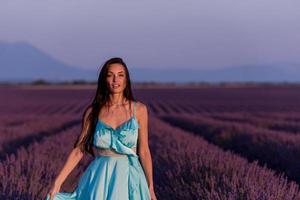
[93,101,139,155]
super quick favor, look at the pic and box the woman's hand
[149,186,158,200]
[48,182,61,200]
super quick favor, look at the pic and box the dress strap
[133,101,136,118]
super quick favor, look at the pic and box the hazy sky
[1,0,300,70]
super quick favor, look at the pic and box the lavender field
[1,84,300,200]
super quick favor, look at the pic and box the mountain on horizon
[0,41,299,83]
[0,41,96,82]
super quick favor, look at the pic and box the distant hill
[0,41,96,82]
[0,41,299,83]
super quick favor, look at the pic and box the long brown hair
[73,57,136,157]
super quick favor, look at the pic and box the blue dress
[46,101,151,200]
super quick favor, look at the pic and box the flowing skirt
[45,155,151,200]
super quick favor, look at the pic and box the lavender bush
[161,114,300,184]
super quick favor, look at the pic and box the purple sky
[1,0,300,70]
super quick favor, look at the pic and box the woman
[46,57,157,200]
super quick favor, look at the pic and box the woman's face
[106,63,127,94]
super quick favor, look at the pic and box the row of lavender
[0,114,80,159]
[202,112,300,134]
[1,116,300,199]
[160,113,300,184]
[150,117,300,200]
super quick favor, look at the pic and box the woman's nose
[113,75,119,81]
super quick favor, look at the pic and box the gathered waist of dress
[93,147,137,157]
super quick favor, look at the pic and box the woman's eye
[107,74,124,77]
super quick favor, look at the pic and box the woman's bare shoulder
[135,100,148,117]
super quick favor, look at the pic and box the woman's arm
[48,147,84,200]
[53,146,84,185]
[52,107,91,186]
[48,108,92,199]
[137,103,157,199]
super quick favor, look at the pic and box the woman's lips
[112,84,120,88]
